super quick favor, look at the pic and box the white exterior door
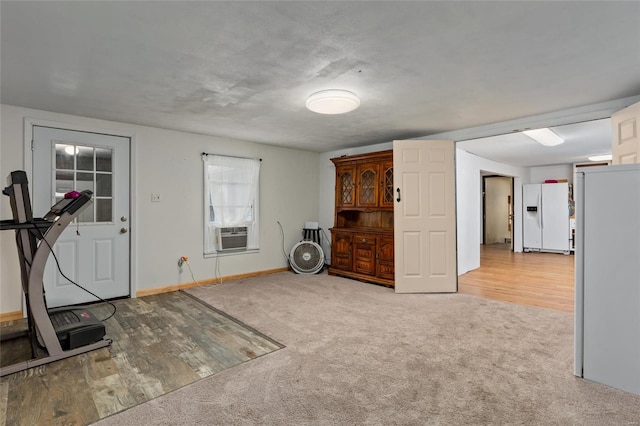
[393,140,457,293]
[612,101,640,165]
[32,126,130,307]
[522,184,542,250]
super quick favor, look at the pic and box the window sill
[204,248,260,259]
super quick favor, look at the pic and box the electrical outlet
[151,193,161,202]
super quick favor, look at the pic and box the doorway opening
[482,173,514,256]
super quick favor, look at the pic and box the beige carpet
[95,272,640,425]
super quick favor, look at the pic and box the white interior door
[612,101,640,165]
[393,139,457,293]
[32,126,130,307]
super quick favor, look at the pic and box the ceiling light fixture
[588,154,613,162]
[306,89,360,115]
[523,128,564,146]
[64,146,79,155]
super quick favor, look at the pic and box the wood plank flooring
[0,291,283,426]
[458,244,575,313]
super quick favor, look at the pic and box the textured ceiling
[1,1,639,162]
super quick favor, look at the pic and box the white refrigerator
[523,182,570,253]
[574,164,640,395]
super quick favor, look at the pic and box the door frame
[482,174,514,250]
[23,117,137,301]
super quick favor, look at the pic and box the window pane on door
[96,173,112,197]
[55,144,75,170]
[78,205,95,223]
[96,199,112,222]
[77,146,94,171]
[96,148,112,172]
[55,170,74,196]
[77,172,94,193]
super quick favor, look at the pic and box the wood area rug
[0,291,283,425]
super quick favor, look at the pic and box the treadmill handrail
[27,198,93,355]
[0,218,52,231]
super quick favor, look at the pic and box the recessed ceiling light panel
[588,154,612,162]
[523,128,564,146]
[306,89,360,115]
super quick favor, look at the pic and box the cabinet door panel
[356,163,379,207]
[379,161,394,208]
[336,165,356,208]
[377,236,395,280]
[331,232,353,271]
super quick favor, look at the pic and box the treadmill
[0,170,111,377]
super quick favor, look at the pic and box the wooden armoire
[328,150,394,287]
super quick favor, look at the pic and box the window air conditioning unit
[216,227,248,252]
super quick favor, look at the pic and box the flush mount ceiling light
[588,154,613,162]
[306,89,360,115]
[64,146,80,155]
[523,128,564,146]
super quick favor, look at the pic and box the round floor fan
[289,241,324,274]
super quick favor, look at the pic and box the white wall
[456,149,528,275]
[1,104,319,314]
[529,164,573,184]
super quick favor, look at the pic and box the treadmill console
[46,190,93,218]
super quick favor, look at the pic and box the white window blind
[203,154,260,255]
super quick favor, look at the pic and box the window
[54,142,114,223]
[203,154,260,256]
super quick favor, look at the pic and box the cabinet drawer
[355,259,375,275]
[354,234,376,275]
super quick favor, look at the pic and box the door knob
[120,227,128,234]
[121,216,128,222]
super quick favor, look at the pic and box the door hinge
[31,140,34,151]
